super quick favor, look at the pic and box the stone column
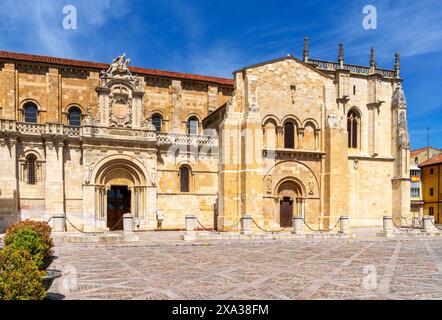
[44,138,65,222]
[276,126,284,149]
[82,184,97,232]
[0,135,19,231]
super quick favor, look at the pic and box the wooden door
[280,197,293,227]
[107,186,131,230]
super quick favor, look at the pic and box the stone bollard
[423,216,437,233]
[123,213,134,232]
[339,216,349,234]
[184,214,196,241]
[241,215,252,235]
[383,216,393,232]
[53,215,66,232]
[377,216,394,237]
[292,216,304,234]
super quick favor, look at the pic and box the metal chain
[302,217,340,233]
[430,219,442,231]
[250,217,290,233]
[109,215,125,231]
[194,217,215,232]
[391,217,413,231]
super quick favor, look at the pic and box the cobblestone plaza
[49,235,442,300]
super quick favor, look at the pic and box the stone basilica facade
[0,39,410,232]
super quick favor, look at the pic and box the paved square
[49,237,442,300]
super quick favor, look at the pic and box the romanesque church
[0,38,410,232]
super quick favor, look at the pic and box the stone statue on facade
[101,53,132,78]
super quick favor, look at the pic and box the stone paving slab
[47,236,442,300]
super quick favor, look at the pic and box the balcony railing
[0,119,218,147]
[308,59,396,78]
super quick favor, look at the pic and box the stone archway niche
[94,159,148,231]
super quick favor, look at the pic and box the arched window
[187,117,199,135]
[152,114,162,132]
[26,154,37,185]
[68,107,82,126]
[24,102,38,123]
[284,122,295,149]
[347,109,360,148]
[179,166,190,193]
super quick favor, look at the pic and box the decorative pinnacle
[338,43,344,67]
[394,50,400,78]
[303,36,309,62]
[370,47,376,68]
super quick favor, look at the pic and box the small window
[430,168,434,174]
[414,157,418,164]
[353,85,356,95]
[429,207,434,216]
[152,114,162,132]
[179,166,190,193]
[26,154,37,185]
[284,122,295,149]
[187,117,199,135]
[68,107,82,126]
[24,102,38,123]
[430,188,434,196]
[347,109,360,148]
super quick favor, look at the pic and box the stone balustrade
[0,119,218,147]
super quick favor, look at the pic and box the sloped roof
[0,50,234,86]
[233,55,334,80]
[419,153,442,167]
[410,146,441,158]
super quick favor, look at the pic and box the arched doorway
[94,159,147,231]
[277,180,303,227]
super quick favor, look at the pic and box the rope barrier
[194,217,214,232]
[302,217,340,233]
[250,217,290,233]
[109,215,125,232]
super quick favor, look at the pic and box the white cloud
[0,0,130,58]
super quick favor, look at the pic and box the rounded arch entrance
[94,157,148,230]
[276,178,305,227]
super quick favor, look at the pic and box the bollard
[53,215,66,232]
[339,216,349,234]
[123,213,134,232]
[185,214,196,233]
[423,216,436,232]
[292,216,304,234]
[383,216,393,232]
[241,215,252,235]
[184,214,196,241]
[377,216,394,237]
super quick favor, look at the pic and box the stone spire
[338,43,344,68]
[394,51,400,78]
[370,47,376,68]
[303,36,309,63]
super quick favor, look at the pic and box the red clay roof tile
[0,50,234,86]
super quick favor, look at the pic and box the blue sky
[0,0,441,149]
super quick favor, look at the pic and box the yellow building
[0,39,411,233]
[419,154,442,223]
